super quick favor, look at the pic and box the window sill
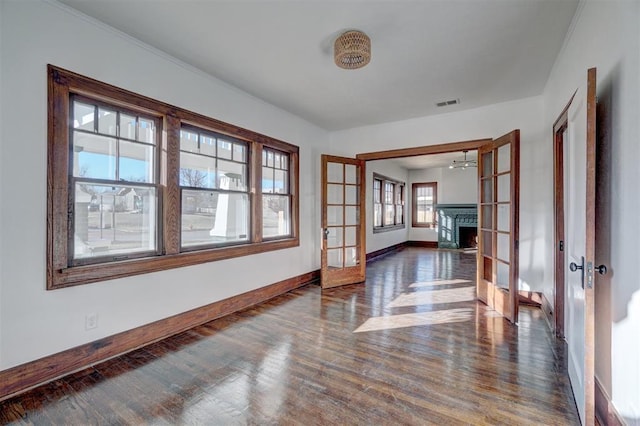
[49,237,299,290]
[373,225,405,234]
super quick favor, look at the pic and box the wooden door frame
[356,138,492,161]
[552,96,573,338]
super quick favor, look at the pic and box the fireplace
[436,204,478,249]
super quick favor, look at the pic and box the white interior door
[565,68,596,425]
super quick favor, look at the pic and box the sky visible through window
[79,152,281,190]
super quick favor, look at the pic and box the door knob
[569,262,583,272]
[595,264,607,275]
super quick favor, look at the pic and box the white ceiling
[58,0,578,132]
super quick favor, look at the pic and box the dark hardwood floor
[0,248,580,425]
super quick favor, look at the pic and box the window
[70,96,161,265]
[373,174,405,232]
[262,148,292,238]
[412,182,437,228]
[48,65,298,289]
[373,178,382,227]
[180,126,249,248]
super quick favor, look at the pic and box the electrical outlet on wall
[85,313,98,330]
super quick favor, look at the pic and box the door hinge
[559,240,564,251]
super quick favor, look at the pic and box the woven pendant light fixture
[334,30,371,69]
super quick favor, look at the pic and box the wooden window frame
[373,178,383,228]
[411,182,438,228]
[372,173,405,233]
[48,65,299,290]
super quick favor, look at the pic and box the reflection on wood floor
[0,248,580,425]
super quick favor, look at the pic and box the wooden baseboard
[518,290,542,307]
[366,242,407,261]
[407,240,438,248]
[366,241,439,262]
[595,376,626,426]
[0,270,320,402]
[540,292,555,333]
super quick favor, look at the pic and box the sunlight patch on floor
[409,279,473,288]
[354,308,474,333]
[387,286,476,308]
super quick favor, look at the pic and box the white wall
[366,160,409,253]
[0,1,327,370]
[408,166,477,241]
[330,95,546,294]
[0,1,4,366]
[542,1,640,422]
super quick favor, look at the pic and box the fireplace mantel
[436,204,478,249]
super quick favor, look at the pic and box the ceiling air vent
[436,99,460,107]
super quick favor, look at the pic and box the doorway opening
[342,134,521,323]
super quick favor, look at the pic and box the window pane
[373,180,381,203]
[396,205,403,224]
[274,169,287,194]
[482,151,493,177]
[180,130,199,153]
[326,226,343,249]
[345,206,358,226]
[98,107,117,136]
[180,152,216,188]
[262,166,274,192]
[345,226,357,247]
[497,144,511,173]
[327,205,343,226]
[138,118,155,144]
[327,162,343,183]
[73,182,156,260]
[345,185,357,205]
[218,159,247,191]
[73,101,95,131]
[181,189,249,247]
[497,232,510,262]
[327,184,343,204]
[385,183,394,204]
[497,261,510,289]
[217,139,233,160]
[497,173,510,202]
[395,186,403,204]
[233,143,246,162]
[385,205,394,225]
[327,248,342,268]
[263,194,291,238]
[119,140,154,183]
[120,113,137,140]
[374,204,382,227]
[73,131,116,180]
[345,247,359,267]
[497,204,510,231]
[345,164,357,184]
[200,134,216,156]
